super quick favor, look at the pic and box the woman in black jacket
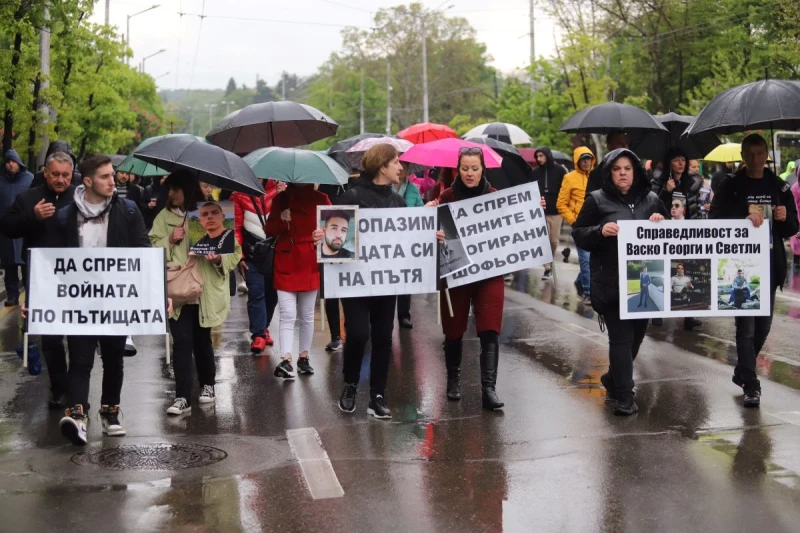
[315,143,406,420]
[572,149,668,415]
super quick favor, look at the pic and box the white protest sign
[323,207,438,298]
[27,248,169,336]
[617,220,771,319]
[445,182,552,288]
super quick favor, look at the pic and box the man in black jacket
[0,151,76,409]
[29,140,82,189]
[710,134,799,408]
[56,154,153,446]
[531,147,567,279]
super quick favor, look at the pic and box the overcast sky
[92,0,559,91]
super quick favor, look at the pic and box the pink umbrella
[399,138,503,169]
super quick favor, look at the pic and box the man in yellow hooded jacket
[557,146,595,301]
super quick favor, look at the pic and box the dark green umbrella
[244,147,348,186]
[117,134,206,177]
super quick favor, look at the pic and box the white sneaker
[99,405,126,436]
[60,406,88,446]
[167,397,191,415]
[198,385,216,404]
[237,281,249,294]
[124,336,137,357]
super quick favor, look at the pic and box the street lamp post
[141,48,166,73]
[415,3,453,123]
[126,4,160,65]
[205,104,217,133]
[220,100,232,116]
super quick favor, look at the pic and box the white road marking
[286,427,345,500]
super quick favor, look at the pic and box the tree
[253,77,276,104]
[225,77,236,96]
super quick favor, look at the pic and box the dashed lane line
[286,427,345,500]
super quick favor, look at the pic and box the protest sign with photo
[322,207,438,298]
[617,220,771,319]
[437,204,471,278]
[189,228,236,256]
[444,182,552,288]
[317,205,359,263]
[27,248,169,336]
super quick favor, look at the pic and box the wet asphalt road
[1,257,800,533]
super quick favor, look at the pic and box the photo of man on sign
[317,206,358,263]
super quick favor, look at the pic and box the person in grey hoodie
[0,149,34,305]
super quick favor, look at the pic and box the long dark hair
[164,169,204,211]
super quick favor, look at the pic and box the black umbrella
[206,101,339,153]
[465,137,533,190]
[327,133,392,174]
[134,136,264,195]
[630,113,721,161]
[560,102,669,136]
[109,154,126,168]
[683,79,800,136]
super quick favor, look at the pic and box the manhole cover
[72,443,227,470]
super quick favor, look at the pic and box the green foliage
[225,77,236,97]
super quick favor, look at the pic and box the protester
[532,147,567,280]
[586,131,628,193]
[572,148,668,415]
[709,134,798,408]
[231,179,283,353]
[429,167,456,202]
[791,180,800,269]
[151,172,241,416]
[318,143,405,419]
[393,161,424,329]
[30,141,82,188]
[557,147,595,302]
[408,168,435,198]
[0,149,34,306]
[142,175,169,229]
[115,169,144,206]
[265,183,330,379]
[710,162,734,195]
[55,154,153,445]
[0,152,76,409]
[689,159,701,177]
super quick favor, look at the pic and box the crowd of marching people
[0,125,798,445]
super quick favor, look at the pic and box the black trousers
[342,295,396,396]
[41,335,68,397]
[169,305,215,403]
[3,264,25,300]
[603,309,648,396]
[733,285,777,385]
[66,335,126,411]
[325,297,341,340]
[396,294,411,321]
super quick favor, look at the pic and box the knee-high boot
[480,341,504,410]
[444,338,462,400]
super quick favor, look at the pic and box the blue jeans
[245,260,278,339]
[576,248,590,296]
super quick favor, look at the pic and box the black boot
[444,339,462,401]
[479,342,504,410]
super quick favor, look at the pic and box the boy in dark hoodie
[531,147,567,279]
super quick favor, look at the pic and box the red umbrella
[397,123,458,144]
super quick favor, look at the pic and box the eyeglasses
[671,202,683,208]
[459,147,483,155]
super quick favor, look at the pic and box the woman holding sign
[572,149,667,416]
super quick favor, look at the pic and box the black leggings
[341,295,396,396]
[603,310,648,395]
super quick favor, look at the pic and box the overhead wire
[188,0,207,89]
[175,0,183,89]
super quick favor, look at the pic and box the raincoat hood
[601,148,651,197]
[3,149,25,171]
[572,146,595,176]
[534,146,554,168]
[45,140,77,165]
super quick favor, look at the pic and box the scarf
[452,176,490,200]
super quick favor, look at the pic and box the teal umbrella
[117,134,206,177]
[244,147,348,185]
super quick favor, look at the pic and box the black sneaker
[743,382,761,408]
[325,338,342,352]
[4,297,18,307]
[541,268,552,281]
[99,405,126,436]
[60,405,88,445]
[297,357,314,375]
[399,318,413,329]
[600,373,617,401]
[614,393,639,416]
[367,395,392,419]
[49,392,67,410]
[274,359,296,380]
[683,318,702,331]
[339,383,357,413]
[573,279,584,297]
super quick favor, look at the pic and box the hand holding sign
[747,212,764,228]
[602,222,620,237]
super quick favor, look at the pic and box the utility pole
[205,103,217,132]
[529,0,535,117]
[282,72,287,100]
[421,18,429,123]
[36,3,53,168]
[359,66,365,134]
[105,0,110,25]
[386,59,392,135]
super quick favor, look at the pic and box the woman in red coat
[265,183,331,379]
